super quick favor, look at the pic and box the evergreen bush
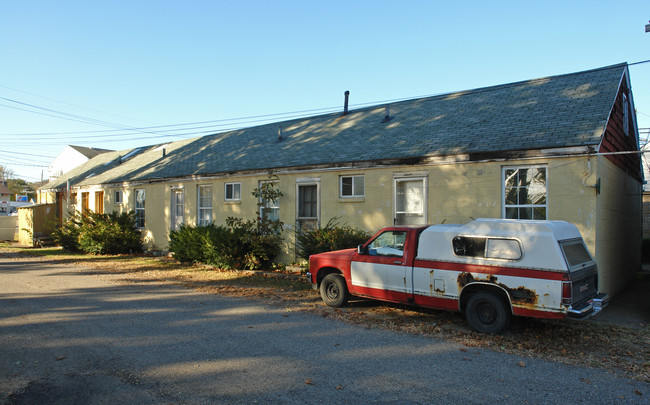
[52,210,142,254]
[296,218,371,259]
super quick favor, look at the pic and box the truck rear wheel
[466,292,510,334]
[320,274,349,307]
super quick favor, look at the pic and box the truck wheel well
[459,283,512,314]
[316,267,342,286]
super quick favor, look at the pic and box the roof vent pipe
[162,148,166,157]
[343,90,350,115]
[382,105,391,123]
[278,126,283,141]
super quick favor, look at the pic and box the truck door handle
[394,261,403,265]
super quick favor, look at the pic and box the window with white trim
[260,181,280,222]
[114,190,123,204]
[225,182,241,201]
[503,166,547,220]
[135,189,145,228]
[198,185,213,226]
[340,175,364,198]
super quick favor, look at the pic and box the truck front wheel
[320,274,349,307]
[466,292,510,334]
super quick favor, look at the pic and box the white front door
[296,181,319,231]
[394,178,426,225]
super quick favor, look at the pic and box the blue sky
[1,1,649,182]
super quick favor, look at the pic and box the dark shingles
[43,63,627,189]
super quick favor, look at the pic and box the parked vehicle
[307,218,609,333]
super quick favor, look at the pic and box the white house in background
[47,145,113,181]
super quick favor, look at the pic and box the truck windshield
[560,239,593,269]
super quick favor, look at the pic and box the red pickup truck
[307,219,609,333]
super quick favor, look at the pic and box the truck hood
[310,248,357,260]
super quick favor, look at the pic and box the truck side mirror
[357,245,368,255]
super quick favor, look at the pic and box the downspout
[582,154,601,194]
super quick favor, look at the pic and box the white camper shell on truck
[308,218,609,333]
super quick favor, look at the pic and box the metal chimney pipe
[343,90,350,115]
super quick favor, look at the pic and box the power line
[0,149,56,159]
[3,60,650,143]
[0,82,157,126]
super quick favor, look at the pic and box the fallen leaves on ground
[3,247,648,383]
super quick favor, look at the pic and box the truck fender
[315,267,344,287]
[458,282,514,315]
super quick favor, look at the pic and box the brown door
[95,191,104,214]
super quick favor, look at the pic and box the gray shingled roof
[68,145,113,159]
[43,63,627,190]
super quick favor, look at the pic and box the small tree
[225,171,285,269]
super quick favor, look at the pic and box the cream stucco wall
[49,154,641,297]
[595,156,643,296]
[87,156,599,252]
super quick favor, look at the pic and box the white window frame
[260,180,280,222]
[170,188,184,231]
[393,175,427,226]
[340,175,365,198]
[135,189,145,228]
[198,185,213,226]
[502,165,548,220]
[225,182,241,201]
[114,190,123,204]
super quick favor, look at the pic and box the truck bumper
[306,272,318,290]
[567,293,610,320]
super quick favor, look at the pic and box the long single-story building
[37,63,642,296]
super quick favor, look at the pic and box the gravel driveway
[0,255,647,404]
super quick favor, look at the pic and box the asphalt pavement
[0,254,648,404]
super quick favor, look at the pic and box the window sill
[338,197,365,203]
[224,200,241,205]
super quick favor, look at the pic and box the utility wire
[0,149,56,159]
[3,59,650,142]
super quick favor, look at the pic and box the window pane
[518,169,530,186]
[486,239,522,260]
[299,185,317,217]
[233,184,240,200]
[561,240,593,267]
[533,207,546,220]
[353,176,364,196]
[505,187,517,205]
[519,207,532,219]
[505,169,517,187]
[368,231,406,257]
[341,177,352,196]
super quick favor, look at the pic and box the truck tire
[320,274,349,307]
[466,292,510,334]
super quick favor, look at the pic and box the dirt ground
[2,247,649,384]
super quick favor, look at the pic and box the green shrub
[51,212,83,252]
[168,172,285,270]
[168,221,283,270]
[169,223,216,263]
[296,218,371,259]
[51,210,142,254]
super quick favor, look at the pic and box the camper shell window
[453,236,522,260]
